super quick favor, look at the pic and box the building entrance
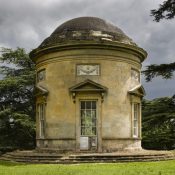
[80,100,97,151]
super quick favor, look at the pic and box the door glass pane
[85,110,91,127]
[85,127,92,135]
[80,101,96,136]
[81,127,85,135]
[92,127,96,135]
[92,101,96,109]
[81,101,85,109]
[86,101,91,109]
[92,110,96,126]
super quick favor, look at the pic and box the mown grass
[0,160,175,175]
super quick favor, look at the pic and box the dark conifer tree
[0,48,36,149]
[142,0,175,81]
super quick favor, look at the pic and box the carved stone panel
[131,69,140,82]
[37,69,46,82]
[77,64,100,75]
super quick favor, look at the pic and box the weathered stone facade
[30,17,147,152]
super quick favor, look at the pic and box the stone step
[1,156,173,162]
[0,157,174,164]
[5,152,63,157]
[4,154,63,159]
[2,154,172,161]
[70,155,169,159]
[69,153,170,158]
[0,150,174,164]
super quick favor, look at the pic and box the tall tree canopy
[142,96,175,150]
[142,0,175,81]
[0,47,36,149]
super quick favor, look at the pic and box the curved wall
[35,43,144,152]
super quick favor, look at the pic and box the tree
[151,0,175,22]
[142,96,175,150]
[142,62,175,82]
[142,0,175,81]
[0,47,36,150]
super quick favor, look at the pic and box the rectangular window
[133,103,139,137]
[38,103,45,138]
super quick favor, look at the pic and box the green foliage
[142,62,175,82]
[0,47,36,149]
[151,0,175,22]
[142,96,175,150]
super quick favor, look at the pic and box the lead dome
[39,17,136,48]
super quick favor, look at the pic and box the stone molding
[128,84,146,97]
[69,79,107,103]
[30,41,147,63]
[36,138,75,140]
[102,137,141,140]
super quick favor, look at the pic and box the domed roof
[39,17,136,48]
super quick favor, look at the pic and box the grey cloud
[142,77,175,99]
[0,0,174,99]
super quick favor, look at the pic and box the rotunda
[30,17,147,152]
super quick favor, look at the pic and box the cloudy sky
[0,0,174,99]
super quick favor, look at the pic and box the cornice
[30,41,147,63]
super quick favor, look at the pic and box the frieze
[77,64,100,75]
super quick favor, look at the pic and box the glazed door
[80,100,97,151]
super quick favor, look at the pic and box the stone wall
[35,42,144,152]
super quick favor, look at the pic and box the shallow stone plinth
[0,149,174,164]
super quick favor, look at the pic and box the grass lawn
[0,160,175,175]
